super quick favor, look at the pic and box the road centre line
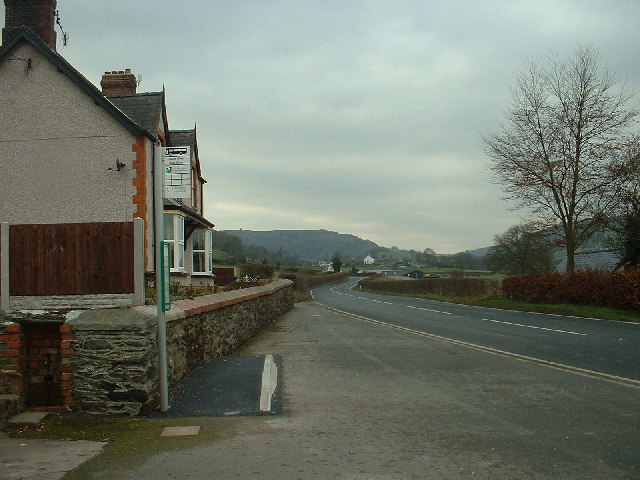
[332,287,452,315]
[407,305,452,315]
[481,318,586,336]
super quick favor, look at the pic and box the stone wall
[65,280,293,415]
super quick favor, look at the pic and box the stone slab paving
[0,433,106,480]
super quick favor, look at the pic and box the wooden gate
[2,221,135,296]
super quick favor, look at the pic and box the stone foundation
[66,279,293,415]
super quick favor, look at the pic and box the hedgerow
[357,276,502,298]
[502,268,640,311]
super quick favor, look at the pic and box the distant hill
[223,229,385,261]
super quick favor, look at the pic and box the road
[312,278,640,383]
[65,288,640,479]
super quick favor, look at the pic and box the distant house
[555,250,622,272]
[402,270,424,279]
[364,255,375,265]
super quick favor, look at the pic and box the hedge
[358,276,502,298]
[278,271,349,292]
[239,263,275,280]
[502,268,640,311]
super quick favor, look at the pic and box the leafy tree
[331,253,343,273]
[484,46,638,273]
[487,223,553,275]
[451,251,475,270]
[608,145,640,268]
[416,248,436,266]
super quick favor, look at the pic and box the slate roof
[164,198,214,228]
[170,129,196,148]
[107,92,165,137]
[555,250,622,272]
[169,128,205,182]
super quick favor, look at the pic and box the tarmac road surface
[57,299,640,479]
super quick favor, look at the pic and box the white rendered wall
[0,42,137,225]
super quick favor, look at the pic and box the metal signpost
[154,145,169,411]
[155,145,190,412]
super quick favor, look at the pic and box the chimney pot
[101,69,138,96]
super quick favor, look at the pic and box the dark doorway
[21,323,63,407]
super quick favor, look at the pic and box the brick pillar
[2,0,57,49]
[0,323,23,398]
[59,323,75,408]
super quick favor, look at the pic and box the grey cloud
[3,0,638,253]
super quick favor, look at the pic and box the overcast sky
[4,1,639,253]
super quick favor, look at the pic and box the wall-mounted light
[107,158,126,171]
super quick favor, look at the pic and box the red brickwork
[2,0,57,49]
[0,322,75,410]
[101,69,137,96]
[131,136,149,269]
[0,324,23,398]
[59,323,75,407]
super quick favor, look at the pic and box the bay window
[192,229,213,274]
[163,213,185,272]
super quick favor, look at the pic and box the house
[363,255,375,265]
[402,270,424,279]
[0,1,215,288]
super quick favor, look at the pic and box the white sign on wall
[163,146,191,199]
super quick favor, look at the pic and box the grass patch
[358,288,640,323]
[293,290,312,303]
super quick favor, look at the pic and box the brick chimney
[2,0,57,50]
[101,69,138,96]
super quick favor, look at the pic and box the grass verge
[358,288,640,323]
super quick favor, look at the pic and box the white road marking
[407,305,452,315]
[481,318,586,336]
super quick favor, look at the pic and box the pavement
[0,327,284,479]
[0,432,106,480]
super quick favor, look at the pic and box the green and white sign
[160,241,172,311]
[163,146,191,199]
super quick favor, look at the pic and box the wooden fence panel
[9,222,134,295]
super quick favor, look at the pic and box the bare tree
[485,46,638,272]
[486,223,553,275]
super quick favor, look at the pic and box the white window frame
[163,213,185,272]
[192,229,213,275]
